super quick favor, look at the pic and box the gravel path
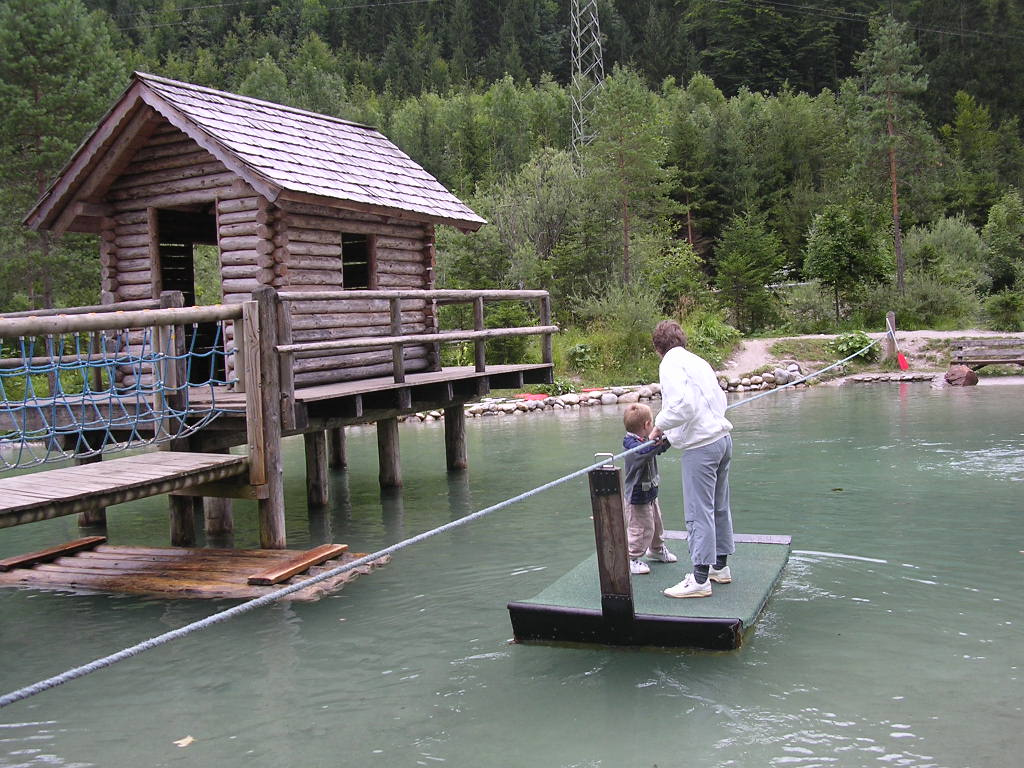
[721,330,1024,376]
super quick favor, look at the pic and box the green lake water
[0,381,1021,767]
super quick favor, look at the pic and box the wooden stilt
[443,405,467,471]
[328,427,346,469]
[883,310,897,361]
[200,447,234,537]
[169,495,197,547]
[305,431,329,507]
[376,417,402,488]
[252,286,287,548]
[75,452,107,528]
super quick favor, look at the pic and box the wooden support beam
[305,431,329,507]
[252,286,287,548]
[473,296,486,372]
[328,427,347,469]
[588,464,634,625]
[390,296,405,383]
[75,450,107,528]
[444,405,468,471]
[376,417,402,488]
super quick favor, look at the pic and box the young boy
[622,402,676,575]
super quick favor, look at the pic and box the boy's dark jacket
[622,433,670,505]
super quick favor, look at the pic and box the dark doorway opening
[156,209,224,383]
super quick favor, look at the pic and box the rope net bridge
[0,299,246,470]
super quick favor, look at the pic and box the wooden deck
[0,452,249,528]
[0,539,389,601]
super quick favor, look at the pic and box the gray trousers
[681,434,734,567]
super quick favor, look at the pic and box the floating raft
[0,537,389,601]
[508,532,791,650]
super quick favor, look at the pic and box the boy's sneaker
[663,573,712,598]
[645,546,678,563]
[709,565,732,583]
[630,558,651,575]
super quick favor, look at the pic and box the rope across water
[0,336,881,709]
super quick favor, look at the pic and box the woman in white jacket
[649,320,735,599]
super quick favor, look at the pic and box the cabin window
[342,233,374,289]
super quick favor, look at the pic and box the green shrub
[776,282,837,334]
[484,302,535,364]
[851,273,981,330]
[983,290,1024,331]
[681,309,741,369]
[530,378,577,396]
[827,330,878,361]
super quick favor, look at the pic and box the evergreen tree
[852,14,939,295]
[584,66,675,283]
[0,0,125,309]
[804,200,890,321]
[714,212,784,332]
[981,190,1024,293]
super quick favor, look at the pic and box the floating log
[0,536,107,572]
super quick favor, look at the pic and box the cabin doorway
[155,209,225,383]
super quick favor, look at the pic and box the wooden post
[75,451,107,528]
[377,417,402,488]
[473,296,486,372]
[883,311,897,362]
[276,294,296,431]
[390,296,405,383]
[252,286,287,549]
[539,294,553,365]
[305,431,329,507]
[588,463,634,626]
[328,427,347,469]
[203,448,234,538]
[444,405,467,471]
[159,291,195,547]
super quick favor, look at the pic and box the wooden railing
[276,289,556,384]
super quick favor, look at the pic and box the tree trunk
[886,96,905,296]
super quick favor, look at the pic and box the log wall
[99,120,439,388]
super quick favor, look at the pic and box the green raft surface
[508,532,791,650]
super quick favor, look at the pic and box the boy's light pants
[681,434,735,566]
[626,498,665,559]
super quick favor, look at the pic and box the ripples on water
[1,385,1022,767]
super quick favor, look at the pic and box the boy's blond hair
[623,402,653,434]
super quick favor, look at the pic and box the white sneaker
[663,573,712,598]
[644,546,678,563]
[709,565,732,583]
[629,558,651,575]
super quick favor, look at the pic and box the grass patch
[769,338,830,361]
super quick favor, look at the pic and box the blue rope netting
[0,322,245,470]
[0,336,883,708]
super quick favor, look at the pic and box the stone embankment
[396,365,942,423]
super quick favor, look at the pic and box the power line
[702,0,1024,45]
[117,0,439,33]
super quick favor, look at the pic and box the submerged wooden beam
[0,536,106,572]
[246,543,348,585]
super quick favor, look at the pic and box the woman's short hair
[652,320,687,355]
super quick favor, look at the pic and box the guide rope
[0,335,883,709]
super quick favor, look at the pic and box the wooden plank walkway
[0,452,249,528]
[0,542,389,601]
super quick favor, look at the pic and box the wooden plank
[246,543,349,585]
[0,536,107,572]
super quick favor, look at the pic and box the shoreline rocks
[396,367,946,423]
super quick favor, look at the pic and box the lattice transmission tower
[570,0,605,161]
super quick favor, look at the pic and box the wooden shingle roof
[26,72,485,233]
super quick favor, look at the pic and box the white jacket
[654,346,732,451]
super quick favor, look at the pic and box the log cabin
[15,74,554,548]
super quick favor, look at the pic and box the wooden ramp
[0,452,250,528]
[0,538,389,601]
[508,533,791,651]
